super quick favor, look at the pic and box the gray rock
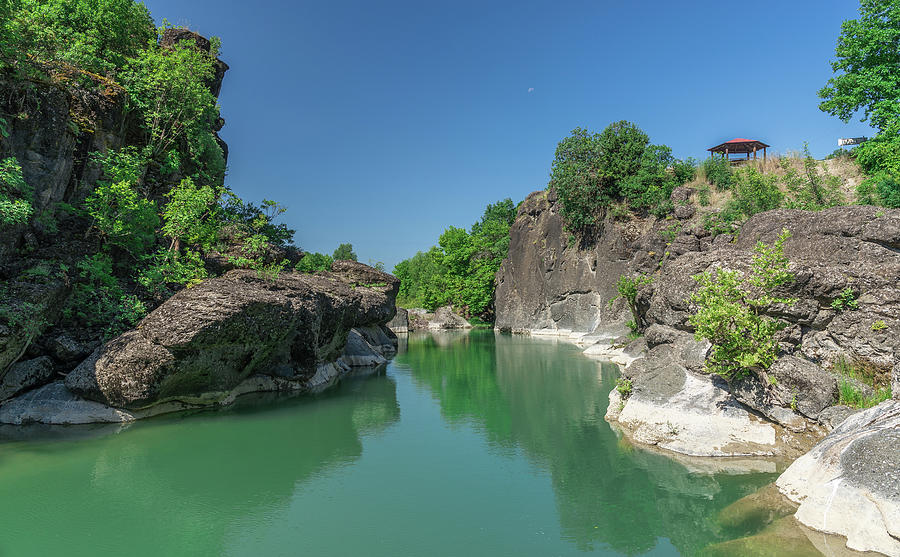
[0,381,134,425]
[340,329,388,367]
[816,405,859,431]
[673,203,695,220]
[408,306,473,330]
[387,307,409,333]
[777,400,900,556]
[65,262,398,410]
[0,356,55,401]
[767,356,837,420]
[45,334,97,363]
[893,362,899,401]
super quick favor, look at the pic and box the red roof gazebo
[708,138,769,162]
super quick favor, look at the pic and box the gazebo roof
[708,138,770,153]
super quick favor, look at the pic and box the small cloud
[527,87,534,93]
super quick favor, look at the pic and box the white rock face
[0,381,136,424]
[776,400,900,556]
[607,373,778,457]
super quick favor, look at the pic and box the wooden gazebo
[708,138,769,162]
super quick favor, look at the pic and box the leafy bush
[162,177,218,251]
[609,274,653,332]
[833,357,892,408]
[725,167,783,221]
[700,156,733,190]
[550,123,694,230]
[781,145,845,210]
[689,229,796,380]
[220,194,295,248]
[137,248,207,296]
[0,157,33,226]
[296,252,334,273]
[830,287,859,311]
[65,253,147,339]
[84,179,159,256]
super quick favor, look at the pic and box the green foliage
[700,156,734,190]
[65,253,147,339]
[781,145,845,210]
[332,243,358,261]
[220,194,295,247]
[819,0,900,132]
[830,287,859,310]
[615,378,633,397]
[723,167,784,222]
[136,248,207,296]
[0,157,33,226]
[394,199,517,317]
[84,179,158,256]
[120,34,224,185]
[871,320,887,331]
[296,252,334,273]
[550,123,694,231]
[689,230,796,380]
[91,147,146,188]
[609,274,653,332]
[834,356,893,408]
[162,177,218,250]
[2,0,154,76]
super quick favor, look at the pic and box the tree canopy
[819,0,900,132]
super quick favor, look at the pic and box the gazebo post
[764,147,767,161]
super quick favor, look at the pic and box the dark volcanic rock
[65,263,398,409]
[386,307,409,333]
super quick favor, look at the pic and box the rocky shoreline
[494,186,900,555]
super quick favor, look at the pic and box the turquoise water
[0,331,780,556]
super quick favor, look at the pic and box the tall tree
[332,243,357,261]
[819,0,900,132]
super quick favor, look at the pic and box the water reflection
[400,331,777,555]
[0,372,400,556]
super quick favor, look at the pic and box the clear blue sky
[143,0,872,271]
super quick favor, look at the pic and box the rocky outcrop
[61,262,397,411]
[496,189,650,333]
[407,306,473,330]
[386,307,409,333]
[0,356,55,402]
[776,400,900,556]
[646,206,900,371]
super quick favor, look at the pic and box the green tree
[120,33,224,185]
[84,179,158,256]
[296,252,334,273]
[819,0,900,132]
[161,177,218,251]
[689,229,796,380]
[332,243,357,261]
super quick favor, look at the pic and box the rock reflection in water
[401,331,780,555]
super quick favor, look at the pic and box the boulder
[340,329,388,368]
[64,263,398,410]
[606,344,782,458]
[386,307,409,333]
[45,334,98,364]
[407,306,472,330]
[0,356,55,401]
[776,400,900,556]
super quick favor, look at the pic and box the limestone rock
[0,356,55,402]
[407,306,472,330]
[776,400,900,556]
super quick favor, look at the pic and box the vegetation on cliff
[394,199,517,319]
[0,0,299,344]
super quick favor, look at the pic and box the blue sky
[144,0,872,271]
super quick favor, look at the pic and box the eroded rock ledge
[0,261,399,424]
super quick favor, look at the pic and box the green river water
[0,331,789,556]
